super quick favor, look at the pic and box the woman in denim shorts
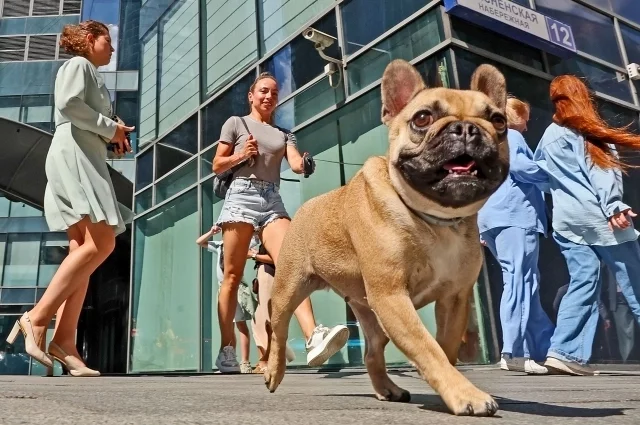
[211,72,349,374]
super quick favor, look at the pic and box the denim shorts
[216,178,290,231]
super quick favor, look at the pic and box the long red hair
[550,75,640,171]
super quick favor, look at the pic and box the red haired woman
[534,75,640,375]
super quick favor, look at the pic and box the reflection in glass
[157,0,200,136]
[348,10,445,94]
[37,234,68,287]
[2,234,41,287]
[135,148,153,190]
[155,160,198,203]
[204,0,258,94]
[258,0,334,54]
[583,0,640,26]
[548,56,633,104]
[130,189,199,372]
[341,0,425,55]
[139,29,158,145]
[534,0,622,66]
[620,24,640,65]
[200,148,215,179]
[135,187,153,214]
[118,0,142,71]
[262,12,338,99]
[202,72,254,149]
[0,289,36,304]
[0,315,30,375]
[450,16,544,71]
[273,76,344,130]
[155,114,198,179]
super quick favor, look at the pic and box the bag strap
[239,116,251,134]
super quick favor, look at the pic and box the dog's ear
[381,59,426,125]
[470,64,507,110]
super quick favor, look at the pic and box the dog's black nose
[447,121,481,143]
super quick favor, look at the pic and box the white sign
[453,0,577,52]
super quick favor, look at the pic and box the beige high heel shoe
[46,342,100,377]
[5,312,53,368]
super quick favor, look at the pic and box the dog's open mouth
[441,154,485,178]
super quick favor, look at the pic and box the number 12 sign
[545,17,576,52]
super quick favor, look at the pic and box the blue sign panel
[444,0,577,57]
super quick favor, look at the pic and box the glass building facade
[131,0,640,373]
[0,0,140,375]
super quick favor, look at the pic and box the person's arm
[282,131,308,174]
[56,58,118,141]
[508,131,550,191]
[212,117,256,175]
[585,145,633,224]
[247,249,274,265]
[196,226,220,247]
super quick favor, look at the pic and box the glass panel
[37,233,68,287]
[2,234,41,287]
[0,96,21,121]
[24,15,79,34]
[620,24,640,65]
[202,72,254,149]
[117,0,142,71]
[583,0,640,26]
[139,29,158,146]
[157,0,200,136]
[534,0,622,65]
[0,196,10,217]
[0,288,36,304]
[0,315,30,375]
[341,0,425,55]
[450,16,544,71]
[115,91,139,154]
[204,0,258,94]
[155,159,198,203]
[258,0,334,54]
[21,95,53,130]
[262,12,338,99]
[348,10,445,94]
[199,179,224,370]
[8,201,42,217]
[115,71,139,90]
[0,234,5,283]
[135,148,153,190]
[200,147,214,179]
[135,187,153,214]
[547,56,633,104]
[130,189,199,372]
[0,18,27,35]
[155,114,198,179]
[0,305,31,315]
[273,76,345,129]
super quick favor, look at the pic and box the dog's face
[382,60,510,217]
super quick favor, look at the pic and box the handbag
[212,117,252,199]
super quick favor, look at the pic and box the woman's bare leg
[28,217,115,354]
[262,218,317,340]
[236,321,250,363]
[219,222,255,350]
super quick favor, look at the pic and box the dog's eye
[491,115,507,133]
[411,111,433,130]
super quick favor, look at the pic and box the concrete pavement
[1,365,639,424]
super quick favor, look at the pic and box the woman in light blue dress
[5,21,134,376]
[478,96,554,375]
[534,75,640,376]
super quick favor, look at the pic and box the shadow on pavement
[323,393,628,418]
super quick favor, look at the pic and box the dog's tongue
[443,160,476,172]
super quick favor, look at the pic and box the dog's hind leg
[265,270,319,393]
[350,302,410,402]
[435,291,472,366]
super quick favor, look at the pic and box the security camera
[303,28,336,50]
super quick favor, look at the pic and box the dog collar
[411,209,464,227]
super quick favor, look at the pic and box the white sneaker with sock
[306,324,349,367]
[215,346,240,373]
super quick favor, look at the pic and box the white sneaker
[500,354,525,372]
[306,324,349,367]
[524,359,548,375]
[215,346,240,373]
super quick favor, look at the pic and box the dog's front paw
[264,353,286,393]
[441,386,498,416]
[375,387,411,403]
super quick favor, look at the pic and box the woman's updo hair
[249,72,277,94]
[505,95,530,130]
[60,20,109,57]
